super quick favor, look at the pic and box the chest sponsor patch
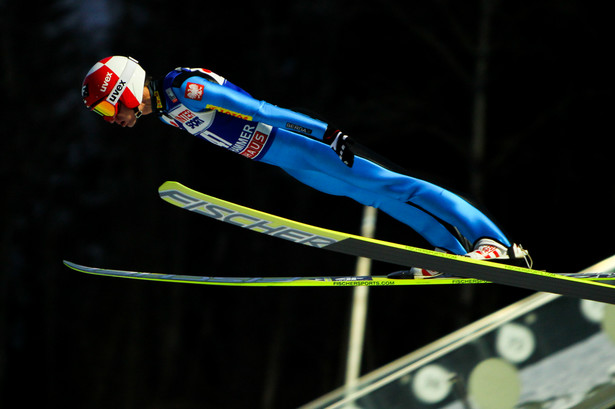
[170,107,214,132]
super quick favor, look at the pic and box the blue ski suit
[150,67,510,255]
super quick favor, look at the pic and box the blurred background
[1,0,612,407]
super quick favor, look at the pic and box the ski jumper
[151,67,511,255]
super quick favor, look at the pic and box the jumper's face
[112,102,140,128]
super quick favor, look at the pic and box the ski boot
[387,239,531,279]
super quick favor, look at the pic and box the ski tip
[63,260,78,270]
[158,181,180,192]
[63,260,89,273]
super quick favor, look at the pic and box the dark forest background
[1,0,612,407]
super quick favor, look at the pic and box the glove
[324,128,355,167]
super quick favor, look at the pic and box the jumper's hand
[325,130,354,167]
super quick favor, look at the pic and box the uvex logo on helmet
[108,80,126,103]
[100,71,113,93]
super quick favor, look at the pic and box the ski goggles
[90,57,139,120]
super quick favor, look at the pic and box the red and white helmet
[81,56,146,120]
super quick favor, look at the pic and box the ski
[157,181,615,304]
[62,261,615,287]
